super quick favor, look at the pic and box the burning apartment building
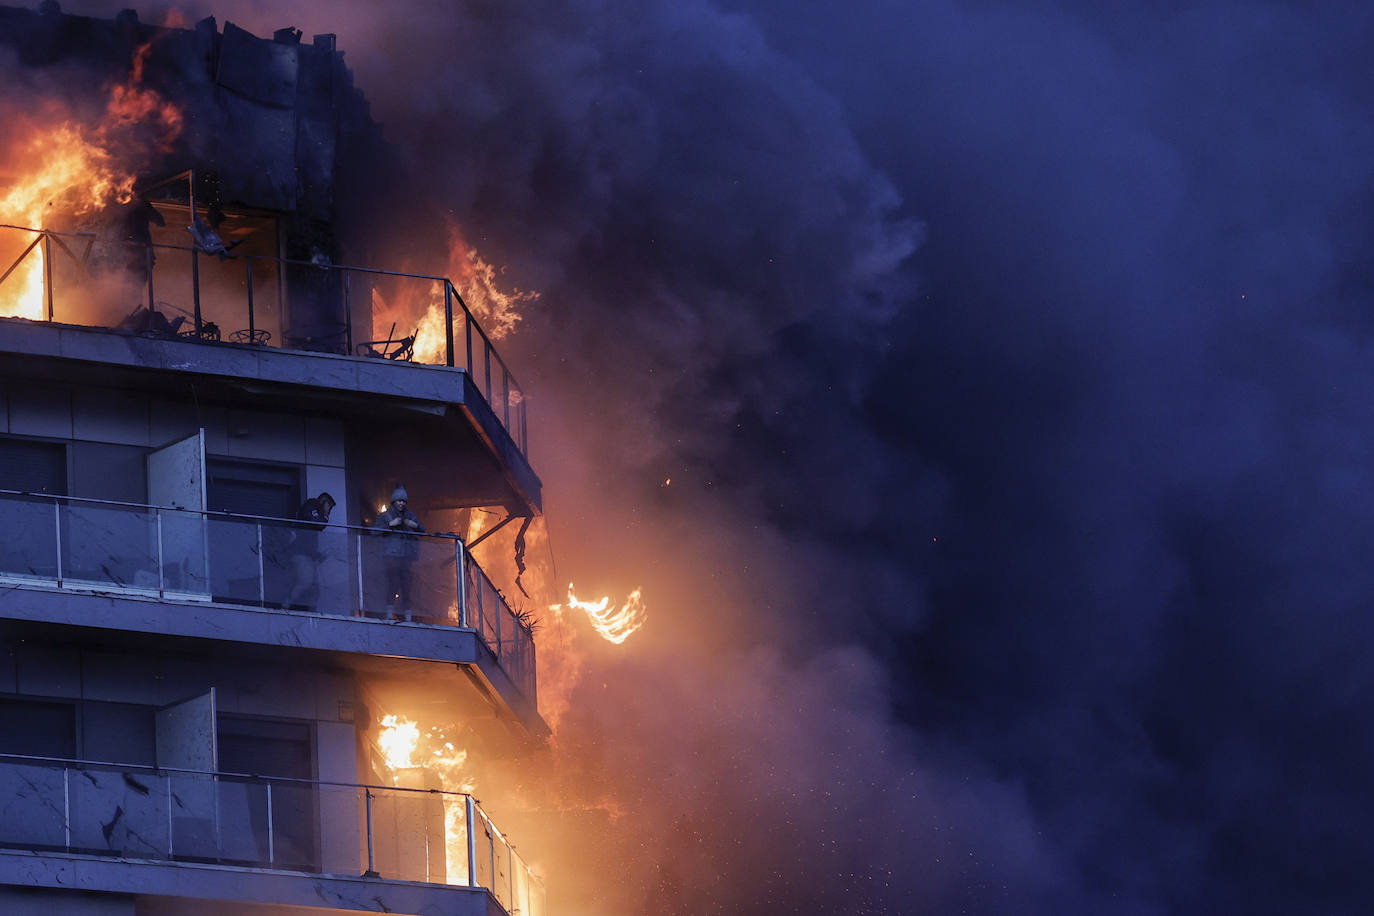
[0,4,548,914]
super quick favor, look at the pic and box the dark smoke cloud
[725,0,1374,913]
[43,0,1374,911]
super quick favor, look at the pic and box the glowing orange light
[378,714,420,771]
[368,219,537,366]
[376,713,479,883]
[0,42,181,320]
[552,583,647,644]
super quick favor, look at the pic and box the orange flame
[378,714,421,771]
[449,243,536,342]
[377,713,479,883]
[367,217,537,366]
[0,36,181,319]
[551,584,647,644]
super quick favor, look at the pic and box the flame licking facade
[0,6,548,915]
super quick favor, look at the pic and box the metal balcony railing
[0,489,537,699]
[0,222,529,456]
[0,753,546,916]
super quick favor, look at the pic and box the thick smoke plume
[35,0,1374,912]
[187,1,964,912]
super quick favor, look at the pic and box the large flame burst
[0,39,181,319]
[551,583,648,644]
[377,713,477,883]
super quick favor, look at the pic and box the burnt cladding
[0,3,393,352]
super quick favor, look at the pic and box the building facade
[0,8,547,915]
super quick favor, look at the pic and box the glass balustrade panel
[159,507,210,598]
[368,784,448,883]
[216,775,272,866]
[205,516,269,607]
[61,502,157,593]
[0,495,58,582]
[472,816,496,894]
[167,770,220,862]
[358,530,458,623]
[0,760,68,849]
[317,783,364,877]
[68,764,170,859]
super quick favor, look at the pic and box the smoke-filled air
[15,0,1374,912]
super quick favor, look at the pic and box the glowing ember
[552,584,647,644]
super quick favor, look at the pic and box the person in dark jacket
[372,485,424,619]
[287,491,334,610]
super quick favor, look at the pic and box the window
[0,438,66,495]
[0,697,77,759]
[206,459,300,519]
[217,715,314,779]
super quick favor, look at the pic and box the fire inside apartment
[0,6,549,915]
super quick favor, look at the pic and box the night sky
[47,0,1374,911]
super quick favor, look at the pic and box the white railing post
[257,522,267,606]
[356,533,366,617]
[485,342,493,400]
[53,500,63,587]
[457,539,468,628]
[155,509,165,598]
[364,788,378,876]
[62,766,71,850]
[476,575,486,639]
[466,795,478,888]
[494,586,503,662]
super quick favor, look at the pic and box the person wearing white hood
[372,484,425,620]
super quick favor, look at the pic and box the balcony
[0,222,529,457]
[0,489,537,708]
[0,753,545,916]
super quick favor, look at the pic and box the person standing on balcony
[373,485,424,620]
[287,491,335,611]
